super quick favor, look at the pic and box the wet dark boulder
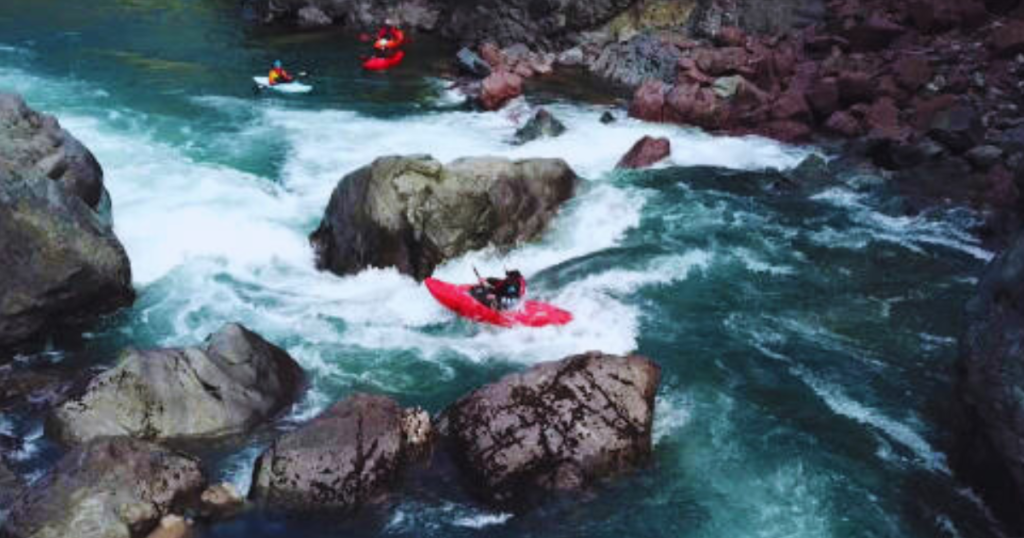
[49,324,304,444]
[617,136,672,169]
[0,93,134,352]
[438,352,661,508]
[955,231,1024,532]
[250,394,432,512]
[928,105,984,154]
[310,155,577,281]
[0,458,23,509]
[2,437,206,538]
[514,108,567,145]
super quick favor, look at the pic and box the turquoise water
[0,1,1007,536]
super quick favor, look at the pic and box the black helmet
[506,269,522,279]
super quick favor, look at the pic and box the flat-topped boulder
[50,324,304,444]
[310,155,577,280]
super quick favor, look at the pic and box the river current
[0,0,1007,536]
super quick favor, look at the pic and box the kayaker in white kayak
[267,60,294,86]
[471,269,526,310]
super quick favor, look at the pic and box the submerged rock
[50,323,304,444]
[617,136,672,169]
[310,155,577,281]
[0,92,134,352]
[438,352,661,507]
[955,231,1024,532]
[514,108,568,145]
[2,437,205,538]
[250,394,432,512]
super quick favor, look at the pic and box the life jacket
[268,67,291,85]
[496,275,526,300]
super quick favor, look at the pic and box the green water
[0,1,1006,536]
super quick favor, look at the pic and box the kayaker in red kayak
[373,19,404,57]
[470,269,526,311]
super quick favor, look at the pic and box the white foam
[386,501,512,532]
[219,444,264,497]
[793,367,950,474]
[653,393,692,445]
[812,188,993,261]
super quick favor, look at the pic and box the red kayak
[363,50,405,71]
[425,278,573,328]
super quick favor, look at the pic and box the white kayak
[253,77,312,94]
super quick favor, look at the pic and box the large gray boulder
[250,393,432,512]
[49,324,304,444]
[438,352,661,507]
[955,231,1024,532]
[2,437,205,538]
[310,155,577,281]
[0,93,133,352]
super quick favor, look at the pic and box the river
[0,0,1006,536]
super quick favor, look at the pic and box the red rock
[479,43,506,69]
[514,63,535,78]
[717,26,747,48]
[665,84,727,129]
[629,80,668,122]
[838,71,874,105]
[694,47,751,77]
[733,78,772,109]
[771,45,798,80]
[893,55,933,91]
[865,97,907,140]
[806,77,840,117]
[825,110,864,137]
[990,21,1024,58]
[765,120,813,142]
[677,57,713,84]
[772,91,812,123]
[616,136,672,169]
[480,70,524,111]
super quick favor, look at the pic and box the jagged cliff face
[243,0,827,48]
